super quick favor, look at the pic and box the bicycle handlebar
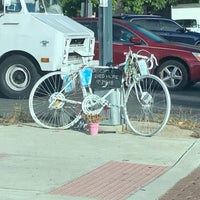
[124,49,158,70]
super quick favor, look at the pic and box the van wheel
[156,60,188,90]
[0,55,41,99]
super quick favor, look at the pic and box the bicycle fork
[134,80,153,107]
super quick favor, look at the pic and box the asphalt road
[0,83,199,122]
[170,83,200,109]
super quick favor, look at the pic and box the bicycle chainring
[82,94,103,115]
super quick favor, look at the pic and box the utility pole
[98,0,121,125]
[98,0,112,66]
[85,0,88,17]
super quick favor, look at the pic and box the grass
[0,104,200,137]
[0,103,33,125]
[168,107,200,138]
[169,107,200,129]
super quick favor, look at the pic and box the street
[0,83,199,123]
[170,82,200,110]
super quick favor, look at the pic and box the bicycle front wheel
[29,71,84,129]
[124,75,171,136]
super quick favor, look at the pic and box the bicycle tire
[124,74,171,136]
[29,71,84,129]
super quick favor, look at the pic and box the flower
[85,114,104,123]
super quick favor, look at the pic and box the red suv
[75,17,200,90]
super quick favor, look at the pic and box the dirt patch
[158,124,193,138]
[159,165,200,200]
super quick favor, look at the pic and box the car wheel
[0,55,41,99]
[156,60,188,90]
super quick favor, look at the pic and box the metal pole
[99,0,112,66]
[98,0,121,125]
[85,0,88,17]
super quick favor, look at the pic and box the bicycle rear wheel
[29,71,84,129]
[124,75,171,136]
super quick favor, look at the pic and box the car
[113,15,200,47]
[74,17,200,90]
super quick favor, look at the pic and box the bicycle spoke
[125,75,171,136]
[29,71,83,129]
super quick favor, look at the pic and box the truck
[171,3,200,33]
[0,0,95,99]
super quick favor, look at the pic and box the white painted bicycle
[29,49,171,136]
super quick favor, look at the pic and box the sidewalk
[0,123,199,200]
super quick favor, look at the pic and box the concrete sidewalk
[0,124,199,200]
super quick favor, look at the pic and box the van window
[175,19,197,28]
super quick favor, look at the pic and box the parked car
[113,15,200,47]
[74,17,200,90]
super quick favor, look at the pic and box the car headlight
[192,52,200,62]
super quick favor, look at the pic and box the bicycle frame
[80,66,126,115]
[48,47,159,116]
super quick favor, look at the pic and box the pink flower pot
[88,122,99,135]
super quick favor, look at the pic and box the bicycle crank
[82,94,104,115]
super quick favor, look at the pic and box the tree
[118,0,176,14]
[61,0,80,16]
[61,0,199,17]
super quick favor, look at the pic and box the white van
[171,3,200,33]
[0,0,95,99]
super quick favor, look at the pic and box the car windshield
[25,0,62,14]
[128,22,167,43]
